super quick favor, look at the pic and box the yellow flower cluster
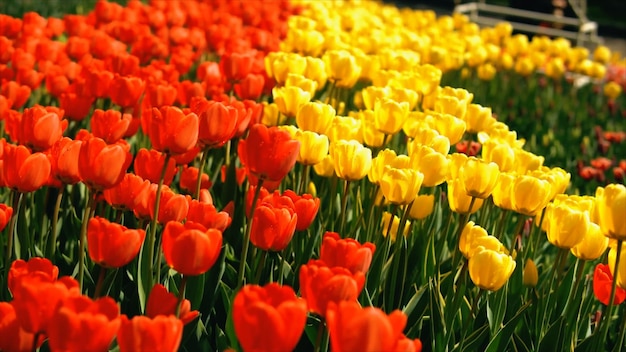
[265,0,626,291]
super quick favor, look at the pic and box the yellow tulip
[545,202,590,249]
[477,63,496,81]
[332,140,372,181]
[523,259,538,287]
[429,111,467,145]
[261,103,287,127]
[409,145,449,187]
[323,50,362,88]
[359,110,387,148]
[595,184,626,240]
[381,211,411,241]
[545,57,565,79]
[380,167,424,205]
[511,175,552,217]
[295,130,329,166]
[481,139,516,172]
[514,56,535,76]
[368,149,398,184]
[285,73,318,97]
[459,221,507,259]
[446,153,469,181]
[492,172,516,211]
[272,86,311,118]
[361,86,391,111]
[414,64,442,96]
[389,87,419,111]
[459,157,500,199]
[296,101,335,135]
[373,98,410,135]
[408,194,435,220]
[514,148,544,174]
[313,154,335,178]
[265,52,307,85]
[604,81,622,101]
[593,45,611,64]
[469,247,516,291]
[447,178,484,214]
[571,222,609,260]
[464,104,497,134]
[304,56,328,89]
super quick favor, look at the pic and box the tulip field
[1,0,626,351]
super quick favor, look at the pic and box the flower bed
[0,0,625,351]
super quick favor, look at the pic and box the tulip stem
[338,180,350,236]
[596,239,623,350]
[616,305,626,352]
[4,191,22,286]
[299,165,310,195]
[175,275,188,318]
[31,332,40,352]
[147,153,172,289]
[237,178,265,290]
[254,250,268,285]
[94,265,107,298]
[46,187,64,259]
[195,147,211,200]
[78,190,97,292]
[314,319,328,352]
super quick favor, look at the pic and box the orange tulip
[162,221,222,276]
[87,217,146,268]
[148,185,189,224]
[103,173,151,211]
[320,232,376,275]
[195,100,238,149]
[0,80,30,109]
[78,137,132,191]
[90,109,132,144]
[2,143,51,193]
[8,257,57,295]
[49,137,82,185]
[250,200,298,251]
[117,315,183,352]
[233,283,307,352]
[179,165,212,195]
[146,284,199,326]
[186,198,232,232]
[149,106,199,155]
[109,74,145,108]
[134,148,178,185]
[12,105,68,151]
[47,295,120,352]
[0,302,41,352]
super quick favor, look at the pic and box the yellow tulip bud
[511,175,552,217]
[332,140,372,181]
[374,97,410,135]
[265,52,307,85]
[492,172,516,211]
[304,56,328,89]
[409,194,435,220]
[368,149,398,184]
[296,101,335,135]
[313,154,335,178]
[285,73,318,98]
[469,247,516,291]
[323,50,362,88]
[545,202,590,249]
[523,259,538,287]
[326,115,363,143]
[272,86,311,118]
[261,103,287,127]
[381,211,411,241]
[409,145,449,187]
[604,81,622,101]
[571,222,608,260]
[595,184,626,240]
[361,86,391,111]
[359,110,387,148]
[482,139,516,172]
[459,157,500,199]
[447,178,484,214]
[307,181,317,198]
[380,167,424,205]
[295,130,329,166]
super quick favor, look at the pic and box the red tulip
[149,106,199,155]
[148,185,189,224]
[176,80,205,107]
[0,302,41,352]
[220,50,256,82]
[250,201,298,251]
[283,190,320,231]
[593,264,626,305]
[91,109,132,144]
[299,260,365,317]
[49,137,82,185]
[0,80,30,109]
[196,101,238,149]
[59,86,95,121]
[326,301,421,352]
[82,68,114,98]
[134,148,178,185]
[146,284,199,326]
[11,275,80,334]
[233,283,307,352]
[78,137,132,191]
[234,73,265,100]
[47,295,120,352]
[11,105,67,151]
[320,232,376,275]
[179,165,212,195]
[0,203,13,233]
[88,217,146,268]
[2,143,51,193]
[238,124,300,184]
[103,173,151,211]
[245,185,271,217]
[186,199,232,232]
[162,221,222,276]
[146,81,178,108]
[109,75,145,108]
[117,315,183,352]
[8,257,58,295]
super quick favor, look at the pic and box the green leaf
[484,301,531,352]
[538,316,566,352]
[137,237,152,314]
[487,285,508,336]
[186,272,206,311]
